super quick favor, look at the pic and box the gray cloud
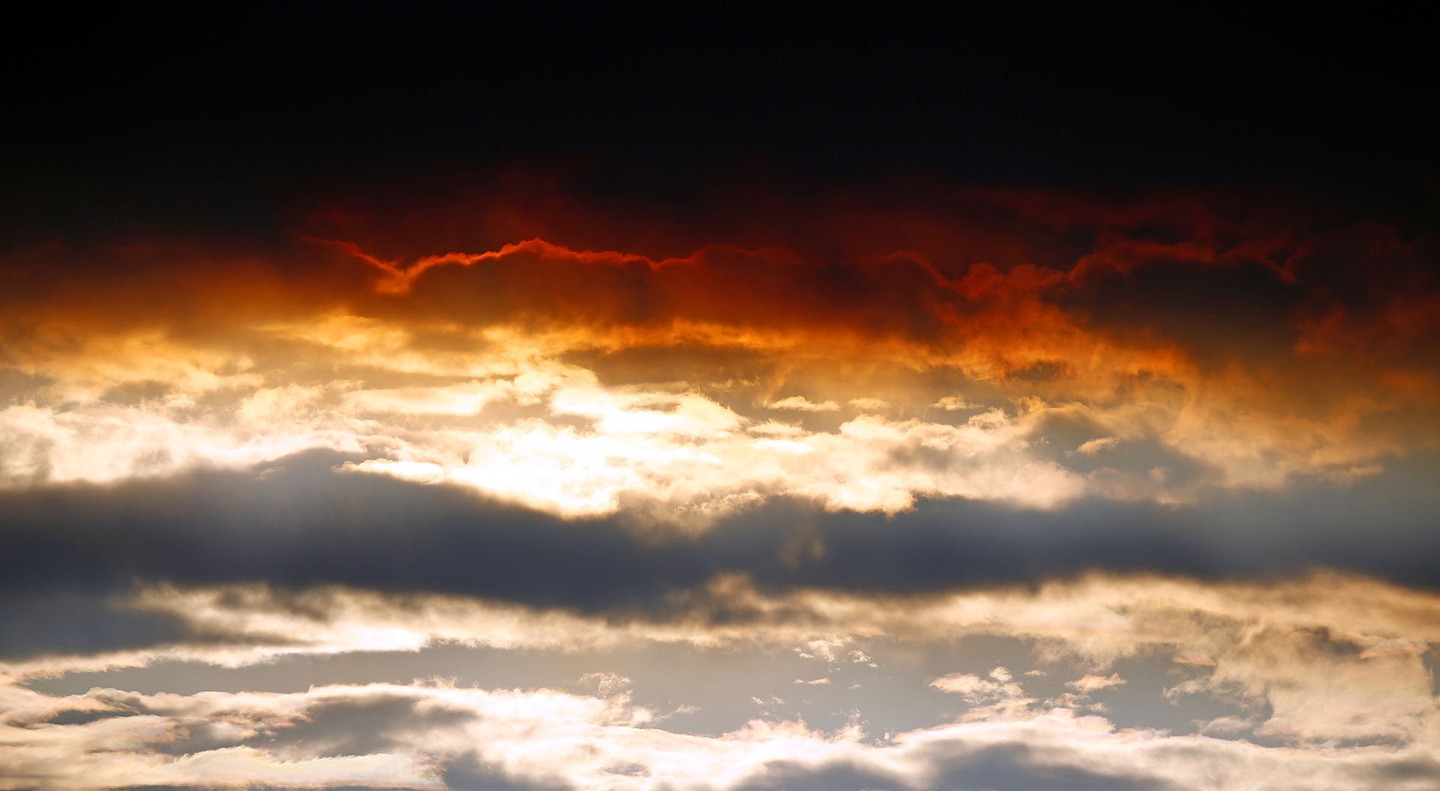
[3,449,1440,663]
[735,742,1173,791]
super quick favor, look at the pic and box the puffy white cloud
[930,668,1025,704]
[1070,673,1126,692]
[930,395,978,411]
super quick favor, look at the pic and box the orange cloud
[0,185,1434,512]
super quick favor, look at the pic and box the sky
[2,6,1438,790]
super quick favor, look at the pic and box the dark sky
[3,5,1436,243]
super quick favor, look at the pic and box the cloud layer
[4,569,1438,790]
[3,185,1437,789]
[2,189,1436,526]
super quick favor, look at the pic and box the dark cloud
[3,449,1440,660]
[921,742,1173,791]
[1062,242,1304,364]
[441,759,580,791]
[37,708,137,727]
[262,694,475,760]
[734,742,1171,791]
[0,589,190,659]
[1377,754,1440,785]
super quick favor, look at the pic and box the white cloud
[1074,436,1122,456]
[1070,673,1126,693]
[0,315,1405,519]
[768,395,841,412]
[579,672,632,697]
[3,569,1440,789]
[4,678,1434,791]
[18,569,1434,751]
[795,638,847,663]
[930,668,1025,707]
[931,395,977,411]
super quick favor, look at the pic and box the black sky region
[2,4,1436,245]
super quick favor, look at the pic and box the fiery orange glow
[2,187,1434,519]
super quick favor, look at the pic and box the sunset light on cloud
[2,6,1439,791]
[5,198,1433,517]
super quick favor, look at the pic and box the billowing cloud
[2,189,1436,525]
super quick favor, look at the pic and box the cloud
[0,353,1109,519]
[2,526,1438,788]
[768,396,841,412]
[6,562,1439,756]
[3,451,1440,657]
[930,395,977,411]
[1074,436,1122,456]
[2,677,1436,791]
[929,668,1025,704]
[1070,673,1126,693]
[2,194,1436,519]
[578,672,632,698]
[0,682,440,790]
[794,638,846,663]
[1,185,1437,788]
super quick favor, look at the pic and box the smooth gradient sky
[2,6,1438,790]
